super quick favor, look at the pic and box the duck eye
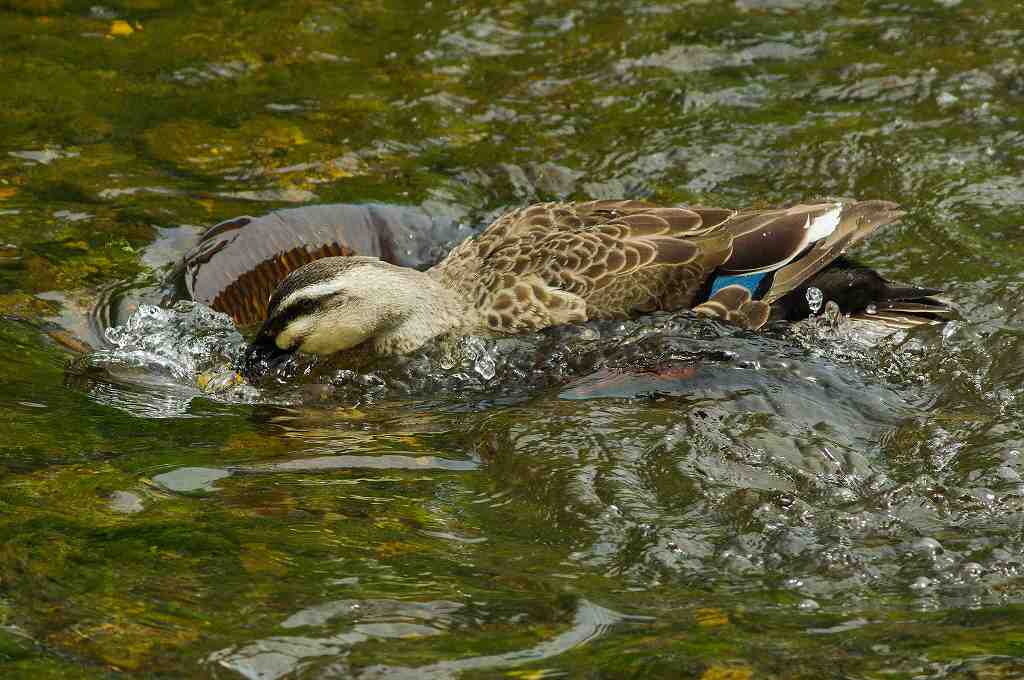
[326,292,352,307]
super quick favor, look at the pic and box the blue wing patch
[708,272,770,298]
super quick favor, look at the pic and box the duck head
[240,256,464,378]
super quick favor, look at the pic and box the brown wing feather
[433,201,726,289]
[688,207,735,230]
[431,201,735,333]
[693,284,771,330]
[717,204,833,273]
[763,201,903,303]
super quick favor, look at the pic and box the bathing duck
[242,199,950,372]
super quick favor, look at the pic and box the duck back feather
[428,199,951,334]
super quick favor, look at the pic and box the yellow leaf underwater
[109,20,135,37]
[695,607,730,627]
[699,666,753,680]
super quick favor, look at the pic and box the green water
[3,0,1024,677]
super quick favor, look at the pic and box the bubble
[474,352,496,380]
[805,286,824,314]
[911,537,943,556]
[910,576,933,591]
[961,562,984,579]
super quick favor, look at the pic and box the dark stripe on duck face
[255,296,326,349]
[262,257,377,320]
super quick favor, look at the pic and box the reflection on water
[209,598,628,680]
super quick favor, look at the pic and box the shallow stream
[2,1,1024,677]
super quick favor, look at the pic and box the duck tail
[851,283,956,328]
[850,300,956,328]
[770,260,956,326]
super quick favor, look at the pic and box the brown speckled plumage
[428,198,901,334]
[431,200,740,333]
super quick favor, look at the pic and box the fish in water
[241,199,951,376]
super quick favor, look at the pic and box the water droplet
[798,598,819,610]
[805,286,824,314]
[474,353,496,380]
[911,537,943,555]
[822,300,843,328]
[961,562,983,579]
[865,303,877,315]
[910,576,933,591]
[438,351,457,370]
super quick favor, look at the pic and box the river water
[2,1,1024,677]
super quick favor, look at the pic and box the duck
[241,199,951,375]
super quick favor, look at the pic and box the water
[3,0,1024,677]
[805,286,824,315]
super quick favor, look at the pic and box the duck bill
[240,336,295,380]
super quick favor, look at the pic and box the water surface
[2,0,1024,677]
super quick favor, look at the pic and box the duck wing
[436,200,731,268]
[431,201,736,334]
[692,200,906,328]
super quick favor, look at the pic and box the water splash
[99,301,245,380]
[70,299,936,414]
[464,336,498,381]
[66,301,257,416]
